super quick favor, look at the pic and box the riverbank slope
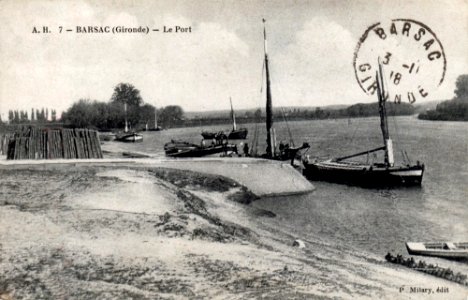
[0,162,466,299]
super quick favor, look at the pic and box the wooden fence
[6,127,103,160]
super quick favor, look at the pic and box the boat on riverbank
[164,139,237,158]
[201,98,248,140]
[115,132,143,143]
[115,103,143,143]
[302,63,424,187]
[145,107,162,131]
[201,131,222,140]
[227,98,248,139]
[406,242,468,258]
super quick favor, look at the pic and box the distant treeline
[6,108,58,124]
[418,99,468,121]
[7,81,420,132]
[187,102,415,126]
[418,74,468,121]
[59,89,415,130]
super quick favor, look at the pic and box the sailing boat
[201,98,248,140]
[115,103,143,142]
[147,107,162,131]
[252,19,309,163]
[302,63,424,187]
[227,98,248,139]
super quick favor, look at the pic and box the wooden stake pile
[0,134,11,155]
[6,127,103,160]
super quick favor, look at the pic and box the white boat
[406,242,468,258]
[115,103,143,143]
[115,132,143,143]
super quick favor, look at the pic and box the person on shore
[243,143,249,157]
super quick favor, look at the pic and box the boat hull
[145,127,162,132]
[228,128,248,139]
[115,133,143,143]
[201,131,218,140]
[303,159,424,187]
[202,128,248,140]
[406,242,468,258]
[164,141,237,158]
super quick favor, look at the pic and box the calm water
[102,116,468,257]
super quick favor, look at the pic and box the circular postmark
[353,19,446,103]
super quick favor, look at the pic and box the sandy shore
[1,163,467,299]
[0,157,314,197]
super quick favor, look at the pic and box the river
[102,116,468,263]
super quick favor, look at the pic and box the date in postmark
[353,19,446,104]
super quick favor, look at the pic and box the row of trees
[12,74,465,130]
[280,102,414,119]
[7,108,58,124]
[189,102,415,126]
[418,75,468,121]
[61,83,184,130]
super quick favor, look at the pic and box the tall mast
[376,63,394,166]
[154,106,158,129]
[263,19,274,158]
[230,97,237,131]
[124,102,129,133]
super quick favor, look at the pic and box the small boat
[227,129,248,140]
[201,98,248,140]
[201,131,221,140]
[115,132,143,143]
[146,107,162,131]
[302,63,424,187]
[406,242,468,258]
[164,139,237,158]
[227,98,248,139]
[115,103,143,143]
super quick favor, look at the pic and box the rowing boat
[406,242,468,258]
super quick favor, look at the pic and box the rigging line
[389,95,408,163]
[390,106,407,163]
[252,122,259,156]
[252,59,266,155]
[381,63,407,163]
[343,121,360,154]
[260,60,265,93]
[281,107,295,147]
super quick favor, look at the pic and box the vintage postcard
[1,0,467,299]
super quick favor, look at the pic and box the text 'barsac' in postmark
[354,19,446,104]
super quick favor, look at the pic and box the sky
[0,0,467,119]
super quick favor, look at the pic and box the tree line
[282,102,415,119]
[188,102,415,125]
[6,108,58,124]
[418,75,468,121]
[61,83,184,130]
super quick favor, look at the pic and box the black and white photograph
[0,0,467,299]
